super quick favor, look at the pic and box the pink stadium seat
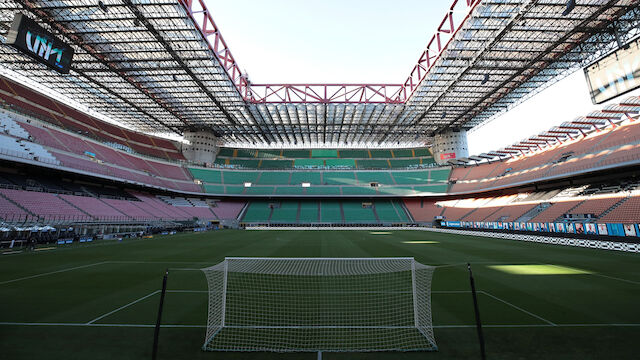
[211,201,246,220]
[0,189,88,220]
[403,199,443,222]
[58,195,127,220]
[599,196,640,223]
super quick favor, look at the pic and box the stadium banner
[6,13,74,74]
[444,221,640,237]
[440,152,456,160]
[624,224,637,237]
[597,223,608,235]
[607,223,626,237]
[584,37,640,104]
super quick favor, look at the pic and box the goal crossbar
[202,257,437,352]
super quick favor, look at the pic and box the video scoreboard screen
[584,38,640,104]
[6,13,74,74]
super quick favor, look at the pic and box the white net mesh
[202,257,436,352]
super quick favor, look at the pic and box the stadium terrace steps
[240,200,410,224]
[3,111,201,193]
[1,77,184,161]
[450,120,640,194]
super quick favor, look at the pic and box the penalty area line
[86,290,160,324]
[0,261,109,285]
[479,290,556,326]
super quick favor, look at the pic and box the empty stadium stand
[211,146,436,170]
[188,167,450,196]
[0,77,185,160]
[241,199,409,224]
[450,112,640,194]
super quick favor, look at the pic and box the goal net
[201,257,436,353]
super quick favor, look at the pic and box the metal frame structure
[0,0,638,148]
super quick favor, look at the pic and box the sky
[205,0,639,154]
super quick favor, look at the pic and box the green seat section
[213,157,226,165]
[356,172,394,185]
[294,159,325,168]
[414,184,448,193]
[413,148,431,157]
[270,201,299,223]
[389,158,421,168]
[217,148,234,157]
[339,149,370,158]
[391,171,430,185]
[256,149,281,158]
[299,201,319,223]
[223,171,260,184]
[342,202,376,223]
[320,200,342,223]
[224,186,245,194]
[375,200,408,222]
[188,168,222,184]
[312,149,338,158]
[236,149,257,158]
[357,159,389,169]
[242,201,272,222]
[341,186,378,195]
[421,156,436,165]
[370,149,392,158]
[203,184,225,194]
[260,160,293,169]
[306,187,341,195]
[325,158,356,168]
[275,186,305,195]
[228,159,260,168]
[283,149,311,158]
[245,186,275,195]
[257,172,291,185]
[323,172,357,185]
[290,172,322,185]
[392,149,413,158]
[430,168,451,183]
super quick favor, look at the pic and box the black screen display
[6,13,74,74]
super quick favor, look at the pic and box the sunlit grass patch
[488,264,592,275]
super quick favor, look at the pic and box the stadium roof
[0,0,638,148]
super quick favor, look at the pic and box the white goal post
[201,257,437,353]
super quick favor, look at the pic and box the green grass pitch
[1,229,639,359]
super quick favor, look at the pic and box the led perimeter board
[584,37,640,104]
[6,13,74,74]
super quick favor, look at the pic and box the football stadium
[1,0,640,359]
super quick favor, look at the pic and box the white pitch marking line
[480,290,556,326]
[589,272,640,286]
[0,262,109,285]
[86,290,160,324]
